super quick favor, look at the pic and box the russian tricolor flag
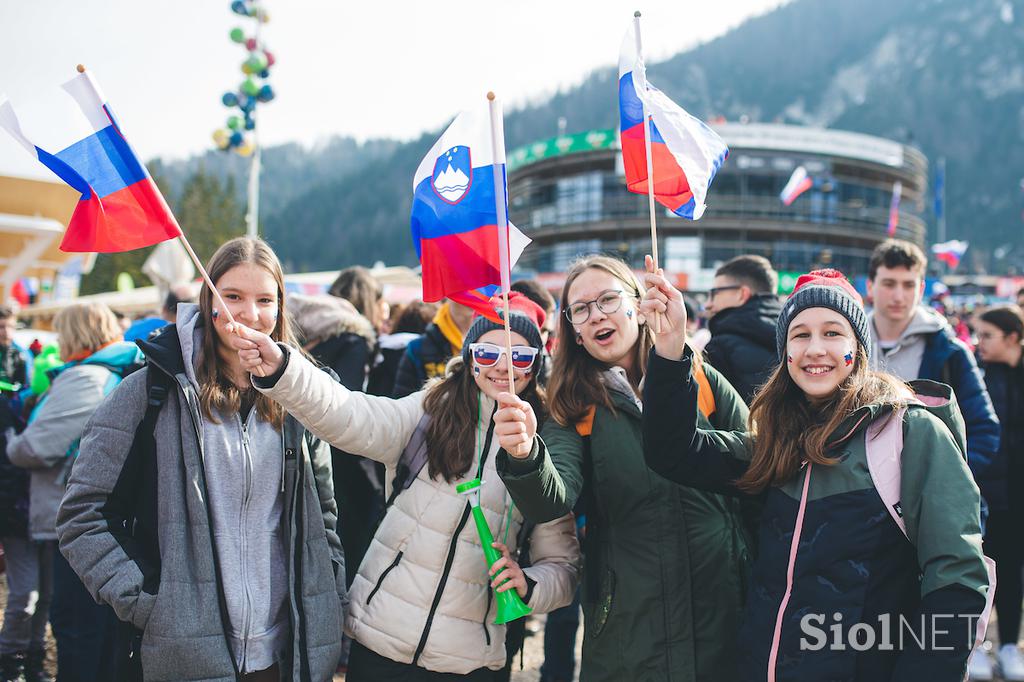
[0,70,182,253]
[780,166,813,206]
[618,22,728,220]
[410,102,529,322]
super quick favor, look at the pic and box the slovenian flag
[780,166,813,206]
[618,21,728,220]
[932,240,968,269]
[0,70,182,253]
[410,102,529,322]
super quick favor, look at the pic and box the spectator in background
[160,283,195,323]
[0,394,35,681]
[367,300,437,398]
[288,293,375,391]
[0,306,28,390]
[974,306,1024,681]
[865,239,1001,679]
[329,266,389,335]
[392,300,474,398]
[8,302,144,682]
[511,279,556,388]
[683,295,711,353]
[1016,288,1024,310]
[511,280,557,353]
[703,255,783,404]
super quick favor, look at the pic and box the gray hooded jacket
[868,305,947,380]
[56,307,346,682]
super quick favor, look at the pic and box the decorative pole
[213,0,276,237]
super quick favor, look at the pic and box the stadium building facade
[507,123,927,291]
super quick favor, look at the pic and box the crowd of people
[0,234,1019,682]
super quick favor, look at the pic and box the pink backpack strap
[864,405,997,660]
[767,463,813,682]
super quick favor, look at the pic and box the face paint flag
[780,166,813,206]
[0,71,183,253]
[886,181,902,237]
[618,22,728,220]
[931,239,968,269]
[410,102,530,322]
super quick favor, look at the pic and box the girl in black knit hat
[628,265,992,682]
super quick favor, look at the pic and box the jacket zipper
[366,551,403,604]
[239,414,255,671]
[173,373,241,677]
[412,418,496,665]
[767,463,813,682]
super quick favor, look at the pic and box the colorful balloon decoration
[213,1,275,156]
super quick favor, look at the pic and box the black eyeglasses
[564,290,635,324]
[708,285,742,299]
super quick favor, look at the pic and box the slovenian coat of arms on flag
[0,70,182,253]
[410,102,529,322]
[618,21,729,220]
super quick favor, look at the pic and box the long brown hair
[548,255,654,426]
[422,357,546,482]
[197,237,300,429]
[738,344,908,493]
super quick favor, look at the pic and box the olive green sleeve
[899,409,988,598]
[496,420,585,524]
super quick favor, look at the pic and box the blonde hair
[53,303,122,360]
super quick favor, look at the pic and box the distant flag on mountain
[932,239,968,269]
[780,166,813,206]
[618,20,728,220]
[410,102,529,323]
[886,180,902,237]
[0,69,183,253]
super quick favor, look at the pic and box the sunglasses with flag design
[469,343,539,373]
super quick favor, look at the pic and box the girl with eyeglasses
[974,306,1024,680]
[491,255,755,682]
[227,292,580,681]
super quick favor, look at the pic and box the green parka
[497,363,753,682]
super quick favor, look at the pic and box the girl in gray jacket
[57,238,346,682]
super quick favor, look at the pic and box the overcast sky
[0,0,785,179]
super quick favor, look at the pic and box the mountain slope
[260,0,1024,272]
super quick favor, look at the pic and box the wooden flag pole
[632,13,662,332]
[487,91,517,397]
[75,63,261,375]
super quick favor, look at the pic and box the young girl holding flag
[491,255,753,682]
[231,293,580,681]
[631,266,990,681]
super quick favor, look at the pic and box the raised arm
[231,323,423,467]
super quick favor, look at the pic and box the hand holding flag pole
[633,12,662,333]
[486,91,518,396]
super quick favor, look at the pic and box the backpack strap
[864,404,998,654]
[384,413,431,510]
[692,363,717,420]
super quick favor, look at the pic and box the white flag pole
[633,12,662,332]
[487,91,517,397]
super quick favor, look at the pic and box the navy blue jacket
[978,357,1023,511]
[917,329,1001,504]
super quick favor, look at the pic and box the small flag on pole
[932,240,968,269]
[410,103,530,323]
[618,21,728,220]
[0,69,183,253]
[780,166,813,206]
[886,181,902,237]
